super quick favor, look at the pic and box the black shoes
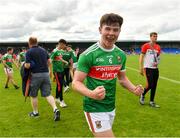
[54,109,60,121]
[28,109,60,121]
[149,101,160,108]
[5,85,9,89]
[29,112,39,117]
[14,85,20,89]
[5,85,19,89]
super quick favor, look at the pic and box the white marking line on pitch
[126,66,180,84]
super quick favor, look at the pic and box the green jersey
[19,52,26,63]
[77,42,126,112]
[2,53,13,68]
[62,51,72,68]
[71,50,77,63]
[50,48,64,72]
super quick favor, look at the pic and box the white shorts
[73,62,77,69]
[84,109,115,133]
[4,67,13,74]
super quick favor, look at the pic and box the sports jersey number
[109,58,112,64]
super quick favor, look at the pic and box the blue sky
[0,0,180,42]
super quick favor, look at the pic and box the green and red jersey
[77,42,126,112]
[2,53,13,68]
[50,48,65,72]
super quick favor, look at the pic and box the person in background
[66,45,74,83]
[75,47,80,60]
[2,47,19,89]
[50,39,68,107]
[62,44,73,92]
[139,32,161,108]
[24,36,60,121]
[72,13,143,137]
[17,47,27,77]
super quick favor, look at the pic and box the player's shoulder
[142,42,150,47]
[82,42,100,56]
[3,53,8,57]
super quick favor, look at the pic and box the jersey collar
[97,41,115,52]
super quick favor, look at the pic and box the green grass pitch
[0,54,180,137]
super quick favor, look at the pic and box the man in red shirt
[139,32,161,108]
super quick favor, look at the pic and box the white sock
[33,111,38,114]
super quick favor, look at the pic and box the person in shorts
[2,47,19,89]
[24,36,60,121]
[72,13,144,137]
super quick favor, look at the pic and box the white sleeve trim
[120,69,126,72]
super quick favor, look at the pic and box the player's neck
[99,41,114,50]
[150,41,156,46]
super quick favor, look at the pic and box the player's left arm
[117,71,143,96]
[2,59,9,68]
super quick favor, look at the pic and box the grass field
[0,54,180,137]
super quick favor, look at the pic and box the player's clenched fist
[91,86,106,100]
[133,85,144,96]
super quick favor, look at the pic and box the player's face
[99,23,121,49]
[150,34,158,42]
[9,49,13,54]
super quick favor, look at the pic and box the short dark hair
[58,39,67,45]
[21,47,26,50]
[7,47,13,52]
[150,32,158,37]
[67,44,72,48]
[100,13,123,27]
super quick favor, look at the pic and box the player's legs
[5,71,19,88]
[29,74,41,114]
[4,68,11,88]
[31,96,38,113]
[64,68,70,87]
[40,73,58,111]
[9,74,18,87]
[5,75,10,88]
[143,68,153,96]
[54,72,64,101]
[150,69,159,102]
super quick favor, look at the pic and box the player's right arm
[139,53,144,76]
[2,60,9,68]
[2,56,10,69]
[72,70,105,100]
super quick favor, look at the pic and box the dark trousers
[143,68,159,102]
[54,72,64,101]
[64,68,70,87]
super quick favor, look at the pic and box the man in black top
[24,36,60,121]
